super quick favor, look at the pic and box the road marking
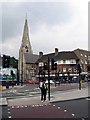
[8,109,10,110]
[64,110,67,112]
[25,90,29,91]
[8,116,11,118]
[21,106,24,108]
[12,106,14,108]
[29,95,33,96]
[32,105,35,107]
[58,107,60,109]
[72,114,75,116]
[36,105,39,107]
[8,112,10,114]
[16,106,19,108]
[40,105,43,106]
[86,98,90,100]
[53,105,55,106]
[25,105,27,107]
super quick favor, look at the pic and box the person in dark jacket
[40,80,47,102]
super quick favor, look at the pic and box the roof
[74,48,90,53]
[37,51,78,63]
[24,53,39,64]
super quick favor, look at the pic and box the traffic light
[51,58,57,70]
[44,62,48,70]
[2,55,10,68]
[76,64,82,74]
[87,64,90,72]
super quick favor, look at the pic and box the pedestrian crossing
[7,103,75,118]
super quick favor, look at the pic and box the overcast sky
[0,0,89,59]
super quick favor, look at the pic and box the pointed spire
[21,15,33,54]
[26,12,27,20]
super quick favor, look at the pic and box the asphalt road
[52,97,90,119]
[0,105,8,119]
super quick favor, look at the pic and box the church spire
[21,16,33,54]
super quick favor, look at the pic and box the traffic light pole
[48,57,50,101]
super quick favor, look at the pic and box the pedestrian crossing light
[51,58,57,70]
[76,64,82,75]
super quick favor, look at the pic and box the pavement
[0,82,89,106]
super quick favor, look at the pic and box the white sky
[0,0,89,59]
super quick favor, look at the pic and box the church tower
[18,17,33,81]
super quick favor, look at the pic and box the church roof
[24,53,39,64]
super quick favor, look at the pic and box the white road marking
[58,107,60,109]
[86,98,90,100]
[12,106,14,108]
[53,105,55,106]
[8,112,10,114]
[64,110,67,112]
[21,106,24,108]
[40,105,43,106]
[16,106,19,108]
[72,113,75,116]
[25,90,29,91]
[25,105,27,107]
[32,105,35,107]
[8,116,11,118]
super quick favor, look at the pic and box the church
[18,17,39,81]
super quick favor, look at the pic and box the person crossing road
[39,80,47,102]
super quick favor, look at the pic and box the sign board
[0,68,17,81]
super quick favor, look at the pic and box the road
[53,97,90,119]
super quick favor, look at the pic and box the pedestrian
[39,80,47,102]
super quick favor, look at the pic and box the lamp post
[48,57,50,101]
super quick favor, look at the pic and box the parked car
[24,80,34,84]
[72,76,78,83]
[34,81,40,84]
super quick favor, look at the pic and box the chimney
[55,48,58,56]
[39,52,43,58]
